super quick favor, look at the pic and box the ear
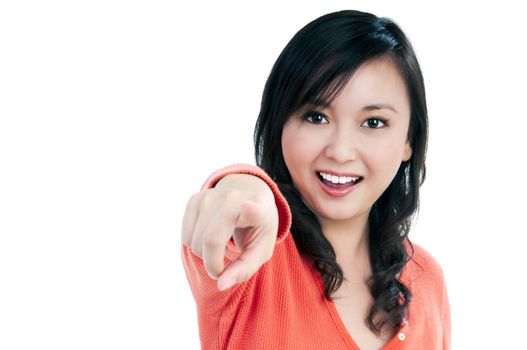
[402,140,413,162]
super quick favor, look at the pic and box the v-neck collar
[308,259,410,350]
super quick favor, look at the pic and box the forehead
[322,57,410,116]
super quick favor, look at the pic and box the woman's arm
[180,164,291,314]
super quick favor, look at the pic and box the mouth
[316,171,363,197]
[316,171,364,186]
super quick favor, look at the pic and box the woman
[181,9,450,350]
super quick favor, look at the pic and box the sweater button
[398,332,406,341]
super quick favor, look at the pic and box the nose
[324,127,359,163]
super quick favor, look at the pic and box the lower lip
[318,177,361,197]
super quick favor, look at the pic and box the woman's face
[281,57,412,225]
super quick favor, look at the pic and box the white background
[1,1,526,349]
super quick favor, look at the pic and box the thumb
[235,200,262,228]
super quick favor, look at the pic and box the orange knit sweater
[181,164,451,350]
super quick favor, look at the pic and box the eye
[303,111,329,125]
[362,118,387,129]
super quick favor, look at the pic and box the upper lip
[316,169,363,178]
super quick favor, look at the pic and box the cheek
[366,141,405,179]
[282,127,320,169]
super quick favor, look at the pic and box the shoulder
[403,241,451,334]
[403,240,446,288]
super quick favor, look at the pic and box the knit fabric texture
[181,164,451,349]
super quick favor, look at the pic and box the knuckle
[208,190,236,209]
[199,191,214,209]
[186,192,201,210]
[201,189,232,210]
[222,188,241,201]
[201,190,241,220]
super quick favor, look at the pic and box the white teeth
[318,172,360,184]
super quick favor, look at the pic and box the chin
[316,207,360,222]
[321,205,371,222]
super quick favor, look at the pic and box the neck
[319,211,371,270]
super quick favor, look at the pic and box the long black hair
[254,10,428,334]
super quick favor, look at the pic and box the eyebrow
[363,104,398,113]
[309,99,398,113]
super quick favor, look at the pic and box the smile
[316,171,363,197]
[317,171,362,184]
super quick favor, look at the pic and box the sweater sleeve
[181,163,292,316]
[441,276,451,350]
